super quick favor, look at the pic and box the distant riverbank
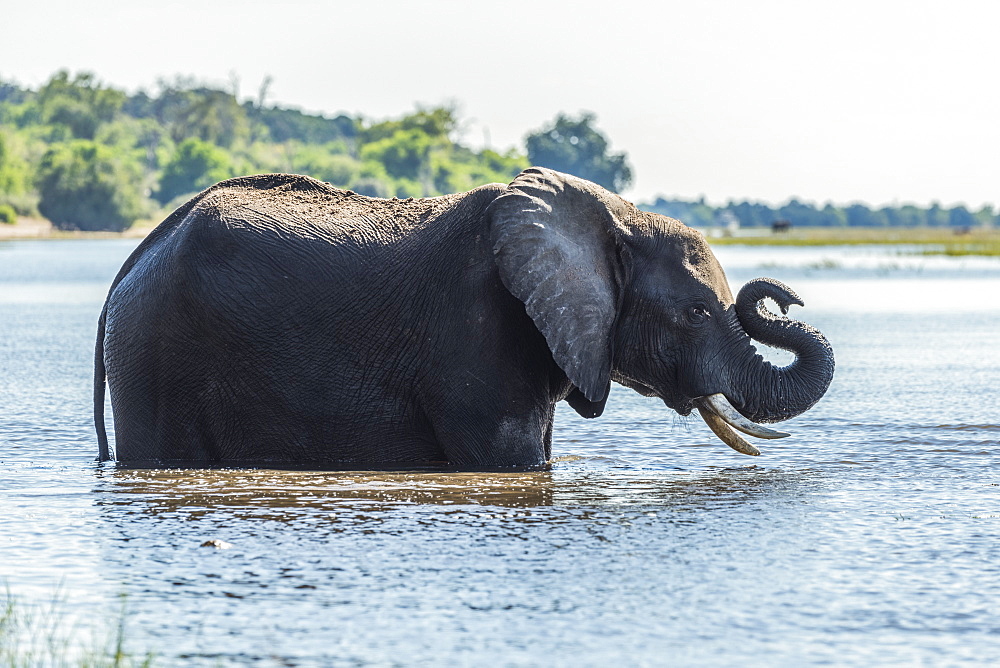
[0,217,156,240]
[3,218,998,256]
[706,226,1000,256]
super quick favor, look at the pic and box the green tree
[430,147,528,194]
[287,143,360,187]
[0,126,40,215]
[947,205,976,229]
[0,80,29,105]
[0,131,31,197]
[926,202,948,227]
[351,161,394,197]
[36,71,125,139]
[96,116,171,175]
[254,105,357,144]
[354,106,527,197]
[820,203,848,227]
[358,106,457,145]
[36,140,145,231]
[973,205,996,227]
[360,128,444,189]
[146,80,250,148]
[778,199,820,227]
[156,138,236,204]
[525,112,633,193]
[177,88,250,148]
[721,201,773,227]
[845,203,888,227]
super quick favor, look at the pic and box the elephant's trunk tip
[734,278,835,424]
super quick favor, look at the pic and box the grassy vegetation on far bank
[703,226,1000,256]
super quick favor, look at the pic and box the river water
[1,239,998,665]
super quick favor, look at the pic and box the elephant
[94,167,834,468]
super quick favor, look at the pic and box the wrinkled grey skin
[95,167,833,468]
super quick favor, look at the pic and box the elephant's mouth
[617,375,788,456]
[694,393,790,456]
[670,397,695,417]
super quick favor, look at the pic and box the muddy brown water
[2,240,999,665]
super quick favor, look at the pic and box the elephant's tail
[90,181,225,463]
[95,305,111,462]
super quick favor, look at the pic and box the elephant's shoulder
[178,174,355,232]
[432,182,509,220]
[194,173,351,213]
[208,173,345,198]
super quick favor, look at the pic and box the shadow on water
[91,462,816,518]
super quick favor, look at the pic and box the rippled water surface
[1,239,999,665]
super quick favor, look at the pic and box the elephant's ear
[488,167,625,403]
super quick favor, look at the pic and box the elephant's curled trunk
[731,277,835,424]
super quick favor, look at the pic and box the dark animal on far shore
[771,220,792,233]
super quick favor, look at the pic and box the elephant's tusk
[697,393,790,439]
[697,407,761,456]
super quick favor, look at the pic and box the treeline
[3,71,994,233]
[642,196,997,230]
[0,71,544,231]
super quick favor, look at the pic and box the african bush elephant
[95,167,834,467]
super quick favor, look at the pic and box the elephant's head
[489,167,834,456]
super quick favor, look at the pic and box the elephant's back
[177,173,492,245]
[108,173,506,324]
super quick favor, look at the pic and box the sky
[3,0,997,209]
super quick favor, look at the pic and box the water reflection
[94,463,812,518]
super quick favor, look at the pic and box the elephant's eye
[686,305,710,325]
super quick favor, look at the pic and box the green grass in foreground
[0,590,154,668]
[705,227,1000,256]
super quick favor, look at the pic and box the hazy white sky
[3,0,997,208]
